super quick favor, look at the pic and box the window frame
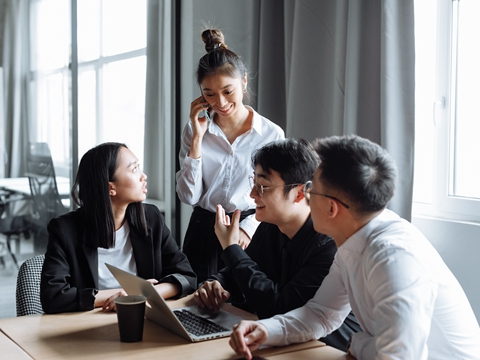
[28,0,147,177]
[413,0,480,224]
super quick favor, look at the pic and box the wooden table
[0,330,31,359]
[0,295,349,360]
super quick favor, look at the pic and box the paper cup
[114,295,146,342]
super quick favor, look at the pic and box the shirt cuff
[258,317,285,346]
[158,274,194,299]
[221,244,250,269]
[182,156,201,180]
[239,214,260,239]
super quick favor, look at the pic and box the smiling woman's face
[200,73,247,120]
[109,147,147,206]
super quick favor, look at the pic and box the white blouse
[97,222,137,290]
[176,107,285,238]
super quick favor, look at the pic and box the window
[30,0,71,175]
[413,0,480,223]
[29,0,147,176]
[76,0,147,160]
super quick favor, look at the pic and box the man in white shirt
[229,135,480,359]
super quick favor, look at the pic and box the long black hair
[71,142,148,249]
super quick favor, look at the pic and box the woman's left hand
[100,289,128,312]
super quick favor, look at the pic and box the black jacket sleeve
[41,212,98,314]
[214,221,337,319]
[142,204,196,297]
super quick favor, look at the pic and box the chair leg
[6,235,19,269]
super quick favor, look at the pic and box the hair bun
[202,28,228,53]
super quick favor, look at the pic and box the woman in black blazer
[41,142,196,314]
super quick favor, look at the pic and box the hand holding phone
[189,96,210,141]
[199,98,211,121]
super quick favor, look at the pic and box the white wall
[412,216,480,322]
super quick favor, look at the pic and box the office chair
[16,254,45,316]
[25,143,69,249]
[0,190,31,269]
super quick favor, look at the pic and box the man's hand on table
[194,280,230,313]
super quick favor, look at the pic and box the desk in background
[0,177,70,197]
[0,176,71,211]
[1,177,161,209]
[0,177,71,256]
[0,295,350,360]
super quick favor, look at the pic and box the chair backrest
[0,189,30,235]
[0,190,7,218]
[16,254,45,316]
[26,143,68,226]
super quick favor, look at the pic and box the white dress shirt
[176,107,285,238]
[260,209,480,359]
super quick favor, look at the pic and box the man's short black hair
[252,138,319,197]
[312,135,397,213]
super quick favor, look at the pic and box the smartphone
[200,97,211,121]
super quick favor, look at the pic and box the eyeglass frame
[248,175,302,197]
[303,181,350,209]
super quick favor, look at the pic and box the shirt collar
[285,216,320,252]
[339,209,395,256]
[207,106,263,136]
[249,106,263,136]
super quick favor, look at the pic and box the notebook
[105,263,243,342]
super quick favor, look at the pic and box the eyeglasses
[248,176,301,197]
[303,181,350,209]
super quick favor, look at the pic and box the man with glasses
[229,135,480,360]
[193,138,360,351]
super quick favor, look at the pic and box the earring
[110,190,116,196]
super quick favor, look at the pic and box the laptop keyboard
[173,309,229,337]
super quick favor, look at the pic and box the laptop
[105,263,243,342]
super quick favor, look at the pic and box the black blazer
[41,204,196,313]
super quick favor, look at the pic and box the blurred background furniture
[15,254,45,316]
[0,189,31,269]
[25,143,69,252]
[0,143,70,263]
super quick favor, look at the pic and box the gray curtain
[143,0,175,227]
[179,0,415,227]
[1,0,30,178]
[280,0,415,220]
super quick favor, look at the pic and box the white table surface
[0,176,70,196]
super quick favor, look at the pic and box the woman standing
[41,142,196,313]
[176,28,285,283]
